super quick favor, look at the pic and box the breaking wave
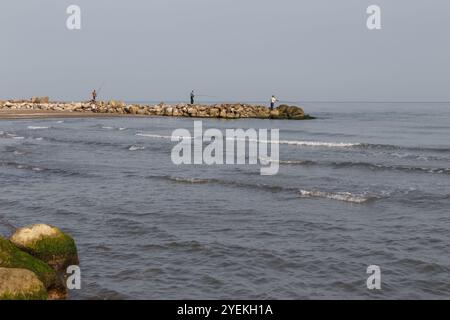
[27,126,49,130]
[147,175,378,204]
[275,159,450,175]
[136,133,359,148]
[299,190,376,204]
[128,145,146,151]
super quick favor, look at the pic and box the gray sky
[1,0,449,102]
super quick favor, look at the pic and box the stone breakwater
[0,224,79,300]
[0,99,315,120]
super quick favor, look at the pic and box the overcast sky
[1,0,449,102]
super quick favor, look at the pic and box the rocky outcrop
[0,100,315,120]
[0,268,47,300]
[31,97,50,104]
[276,105,310,120]
[0,235,66,299]
[10,224,79,272]
[1,223,79,300]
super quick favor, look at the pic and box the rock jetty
[0,224,79,300]
[0,98,315,120]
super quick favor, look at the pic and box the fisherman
[190,90,195,105]
[92,89,97,103]
[270,95,278,110]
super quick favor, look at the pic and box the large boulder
[10,224,79,273]
[0,236,65,299]
[276,105,304,119]
[30,97,50,104]
[0,268,47,300]
[109,100,125,108]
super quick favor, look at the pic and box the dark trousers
[191,98,194,105]
[270,103,274,110]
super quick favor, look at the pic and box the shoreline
[0,99,315,121]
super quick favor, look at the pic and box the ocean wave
[277,140,359,147]
[27,126,49,130]
[136,133,359,148]
[275,159,450,175]
[0,161,93,178]
[359,143,450,153]
[167,177,210,184]
[299,190,376,204]
[147,174,288,192]
[128,145,146,151]
[101,126,127,131]
[334,162,450,175]
[136,133,194,140]
[0,132,25,140]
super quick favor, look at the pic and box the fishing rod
[195,94,219,99]
[96,81,106,96]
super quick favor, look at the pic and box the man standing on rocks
[270,95,278,110]
[91,90,97,103]
[190,90,195,105]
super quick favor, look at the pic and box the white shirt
[271,97,277,103]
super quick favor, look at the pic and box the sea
[0,102,449,299]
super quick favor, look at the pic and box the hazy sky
[1,0,449,102]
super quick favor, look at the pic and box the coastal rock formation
[0,235,66,299]
[10,224,79,272]
[31,96,50,104]
[0,99,315,120]
[0,268,47,300]
[277,105,306,120]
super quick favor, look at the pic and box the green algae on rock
[0,235,65,298]
[10,224,79,272]
[0,267,48,300]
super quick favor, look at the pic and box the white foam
[136,133,359,148]
[278,140,359,148]
[27,126,49,130]
[299,190,373,204]
[169,177,209,184]
[128,145,146,151]
[136,133,194,140]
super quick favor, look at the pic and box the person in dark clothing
[92,90,97,103]
[190,90,195,105]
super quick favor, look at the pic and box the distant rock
[31,97,50,104]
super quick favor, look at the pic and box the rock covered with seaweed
[0,224,79,300]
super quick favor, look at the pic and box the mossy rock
[0,236,65,297]
[0,267,48,300]
[10,224,79,272]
